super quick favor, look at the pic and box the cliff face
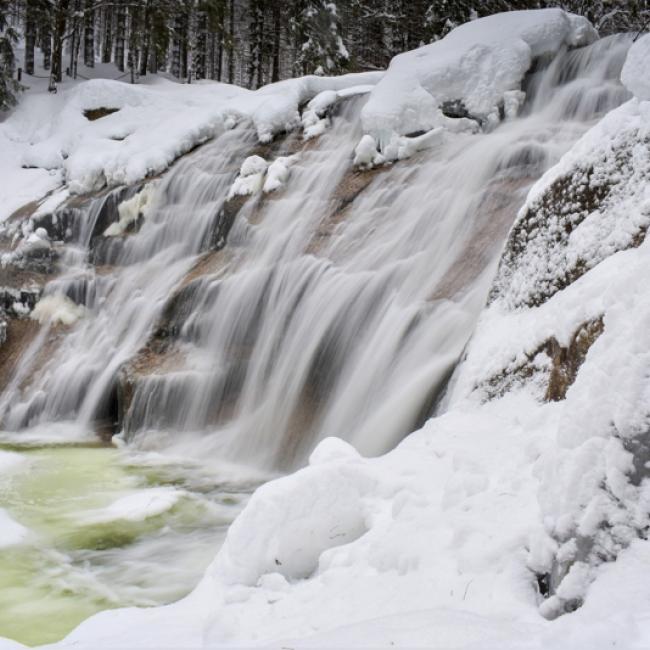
[451,40,650,617]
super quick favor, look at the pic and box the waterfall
[1,35,633,472]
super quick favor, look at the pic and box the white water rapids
[0,35,633,645]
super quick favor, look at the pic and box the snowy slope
[0,70,380,220]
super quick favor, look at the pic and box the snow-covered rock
[621,34,650,100]
[450,77,650,616]
[361,9,597,157]
[263,156,298,193]
[227,155,268,199]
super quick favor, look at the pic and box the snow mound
[31,294,86,326]
[211,447,373,585]
[0,508,30,548]
[621,34,650,100]
[361,9,597,159]
[82,487,184,524]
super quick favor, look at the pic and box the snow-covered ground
[0,57,380,221]
[2,9,650,650]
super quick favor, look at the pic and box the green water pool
[0,439,251,646]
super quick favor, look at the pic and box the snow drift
[360,9,597,159]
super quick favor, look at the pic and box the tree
[23,0,37,75]
[0,0,18,109]
[294,1,349,75]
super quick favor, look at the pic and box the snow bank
[621,34,650,100]
[0,71,381,219]
[360,9,597,159]
[449,81,650,617]
[31,294,86,326]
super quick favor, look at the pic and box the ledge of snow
[360,9,597,156]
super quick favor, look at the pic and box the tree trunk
[50,0,69,88]
[101,5,112,64]
[271,2,281,83]
[84,0,95,68]
[115,0,126,72]
[139,3,150,77]
[24,0,37,75]
[40,9,52,70]
[227,0,234,84]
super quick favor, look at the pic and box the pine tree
[293,1,349,76]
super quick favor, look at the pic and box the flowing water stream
[0,35,633,645]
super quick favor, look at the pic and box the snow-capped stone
[353,134,385,167]
[361,9,597,154]
[263,156,297,193]
[621,34,650,101]
[228,155,268,199]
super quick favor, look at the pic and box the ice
[82,487,184,524]
[0,508,29,549]
[31,294,86,326]
[104,183,157,237]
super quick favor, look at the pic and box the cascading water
[2,35,634,467]
[0,34,634,645]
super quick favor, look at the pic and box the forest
[1,0,649,112]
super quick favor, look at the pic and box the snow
[31,294,86,326]
[4,11,650,650]
[81,487,184,524]
[360,9,597,159]
[621,34,650,100]
[228,154,299,198]
[227,155,268,199]
[263,156,298,193]
[0,70,381,221]
[301,85,374,140]
[0,508,29,549]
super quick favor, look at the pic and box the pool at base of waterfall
[0,433,256,647]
